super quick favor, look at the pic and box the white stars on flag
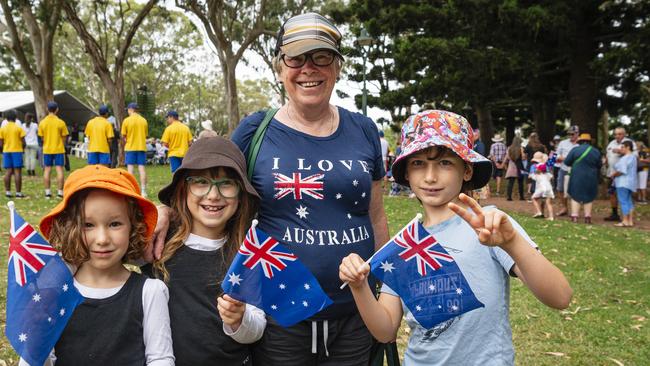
[59,308,65,316]
[456,288,463,295]
[451,305,459,311]
[415,305,422,312]
[32,293,41,302]
[19,333,27,342]
[302,300,309,307]
[354,201,358,205]
[271,305,278,310]
[304,283,311,290]
[62,283,68,292]
[47,317,52,323]
[291,300,295,305]
[352,180,359,186]
[347,213,352,219]
[296,205,309,219]
[380,261,395,273]
[361,192,366,198]
[228,273,242,286]
[429,284,436,291]
[279,283,286,290]
[336,193,342,199]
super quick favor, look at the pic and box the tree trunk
[505,108,516,145]
[598,109,609,150]
[224,60,240,134]
[532,96,557,146]
[475,103,494,151]
[569,18,598,139]
[106,79,126,166]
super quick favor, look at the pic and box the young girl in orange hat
[339,110,572,365]
[144,136,264,365]
[36,165,173,365]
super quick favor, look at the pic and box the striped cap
[276,13,343,58]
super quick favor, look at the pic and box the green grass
[1,157,648,365]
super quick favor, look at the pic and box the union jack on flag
[273,172,325,200]
[222,225,332,327]
[5,202,84,366]
[394,221,454,276]
[9,207,59,286]
[369,218,484,328]
[239,226,298,279]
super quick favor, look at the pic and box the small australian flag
[5,203,84,366]
[370,219,484,329]
[222,224,332,327]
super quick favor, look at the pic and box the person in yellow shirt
[0,110,26,198]
[38,101,69,198]
[161,110,193,173]
[121,102,148,197]
[85,105,115,166]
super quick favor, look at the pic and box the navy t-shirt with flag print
[232,107,384,319]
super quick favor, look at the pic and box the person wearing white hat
[198,120,218,139]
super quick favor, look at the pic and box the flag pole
[7,201,15,212]
[340,213,422,290]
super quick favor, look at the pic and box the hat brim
[392,131,493,191]
[40,175,158,242]
[280,39,343,59]
[491,137,504,142]
[158,153,260,207]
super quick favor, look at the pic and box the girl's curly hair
[47,188,149,266]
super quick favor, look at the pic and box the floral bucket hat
[392,110,493,190]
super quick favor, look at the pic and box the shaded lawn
[0,157,648,365]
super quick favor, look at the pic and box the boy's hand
[339,253,370,289]
[217,294,245,331]
[448,193,518,247]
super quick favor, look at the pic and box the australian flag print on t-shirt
[232,108,385,318]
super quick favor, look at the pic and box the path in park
[484,195,650,231]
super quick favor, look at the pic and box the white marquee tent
[0,90,96,127]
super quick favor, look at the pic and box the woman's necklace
[287,104,335,136]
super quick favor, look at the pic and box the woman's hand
[144,205,172,262]
[448,193,518,248]
[339,253,370,289]
[217,294,246,331]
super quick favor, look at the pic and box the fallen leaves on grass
[543,352,566,357]
[608,357,624,366]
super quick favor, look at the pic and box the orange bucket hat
[39,165,158,241]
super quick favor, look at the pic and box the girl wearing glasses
[143,136,264,365]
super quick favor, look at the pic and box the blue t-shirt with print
[381,208,538,366]
[232,107,384,319]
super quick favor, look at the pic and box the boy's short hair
[621,140,634,150]
[3,109,17,121]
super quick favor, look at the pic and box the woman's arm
[369,180,389,251]
[146,205,172,262]
[339,254,403,343]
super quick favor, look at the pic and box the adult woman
[152,12,388,365]
[524,132,548,157]
[503,136,525,201]
[565,133,602,224]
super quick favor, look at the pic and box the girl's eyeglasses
[185,176,240,198]
[281,50,336,68]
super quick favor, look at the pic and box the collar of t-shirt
[74,279,122,299]
[184,233,227,251]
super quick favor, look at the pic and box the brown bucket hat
[158,136,260,206]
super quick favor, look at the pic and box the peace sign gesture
[448,193,518,247]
